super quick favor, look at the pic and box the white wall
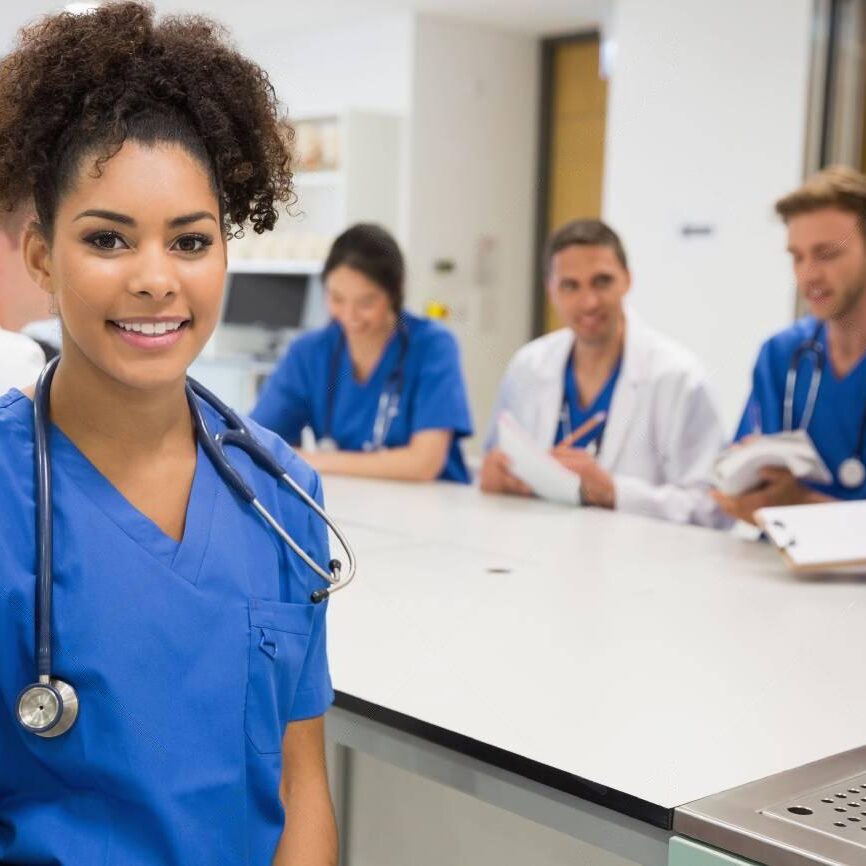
[249,12,415,118]
[405,14,539,446]
[602,0,813,430]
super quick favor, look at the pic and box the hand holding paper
[497,411,605,505]
[550,412,614,507]
[712,430,832,496]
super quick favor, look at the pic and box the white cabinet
[227,110,402,267]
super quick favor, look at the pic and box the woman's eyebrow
[71,210,217,227]
[74,209,135,225]
[168,211,218,228]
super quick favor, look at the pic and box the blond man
[715,165,866,523]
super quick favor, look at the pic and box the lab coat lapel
[598,314,649,470]
[535,330,574,447]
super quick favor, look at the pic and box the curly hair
[0,1,294,238]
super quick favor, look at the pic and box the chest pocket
[245,598,316,755]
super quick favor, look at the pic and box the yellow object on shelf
[424,301,450,320]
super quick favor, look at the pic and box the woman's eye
[173,234,213,253]
[86,231,127,251]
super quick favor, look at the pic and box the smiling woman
[0,4,338,866]
[25,142,227,394]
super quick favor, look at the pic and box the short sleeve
[409,328,473,438]
[734,394,759,441]
[251,344,312,445]
[285,471,335,721]
[734,341,776,441]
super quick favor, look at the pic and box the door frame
[533,30,602,337]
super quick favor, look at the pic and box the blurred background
[2,2,865,862]
[3,0,863,441]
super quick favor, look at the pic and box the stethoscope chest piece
[17,678,79,738]
[838,456,866,490]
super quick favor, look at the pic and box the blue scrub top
[252,311,474,483]
[735,316,866,500]
[0,389,333,866]
[554,358,621,448]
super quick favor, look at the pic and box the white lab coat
[486,313,728,528]
[0,327,45,394]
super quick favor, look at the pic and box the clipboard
[754,501,866,573]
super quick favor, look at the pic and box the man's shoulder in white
[0,326,46,394]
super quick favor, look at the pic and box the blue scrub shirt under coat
[0,389,333,866]
[736,316,866,500]
[252,312,473,483]
[554,357,621,448]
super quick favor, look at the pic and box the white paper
[755,500,866,570]
[497,411,580,506]
[712,430,833,496]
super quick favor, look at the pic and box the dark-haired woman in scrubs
[253,223,474,483]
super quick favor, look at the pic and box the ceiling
[2,0,609,52]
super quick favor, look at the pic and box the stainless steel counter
[675,746,866,865]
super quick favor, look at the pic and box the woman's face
[24,140,226,392]
[325,264,395,341]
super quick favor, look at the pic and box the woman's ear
[22,222,55,302]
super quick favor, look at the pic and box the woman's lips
[108,320,190,351]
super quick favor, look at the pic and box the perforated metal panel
[762,773,866,846]
[676,747,866,865]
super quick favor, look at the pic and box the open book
[712,430,832,496]
[497,411,580,505]
[755,500,866,573]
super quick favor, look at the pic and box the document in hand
[497,411,580,505]
[712,430,833,496]
[755,500,866,573]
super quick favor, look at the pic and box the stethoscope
[784,323,866,489]
[318,318,409,453]
[558,352,610,456]
[17,358,357,739]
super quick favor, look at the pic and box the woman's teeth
[115,321,184,335]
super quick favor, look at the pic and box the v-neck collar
[49,422,217,586]
[564,354,622,413]
[819,326,866,385]
[339,326,401,390]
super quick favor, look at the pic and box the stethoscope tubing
[784,323,866,488]
[783,333,824,433]
[34,360,56,682]
[27,358,356,732]
[323,318,409,451]
[186,378,356,594]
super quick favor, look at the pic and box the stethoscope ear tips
[17,678,79,738]
[309,559,345,602]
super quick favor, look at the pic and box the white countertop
[321,476,866,813]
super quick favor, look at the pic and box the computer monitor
[222,272,308,331]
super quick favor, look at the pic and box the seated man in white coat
[480,219,727,527]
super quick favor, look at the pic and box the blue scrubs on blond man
[736,316,866,500]
[719,165,866,522]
